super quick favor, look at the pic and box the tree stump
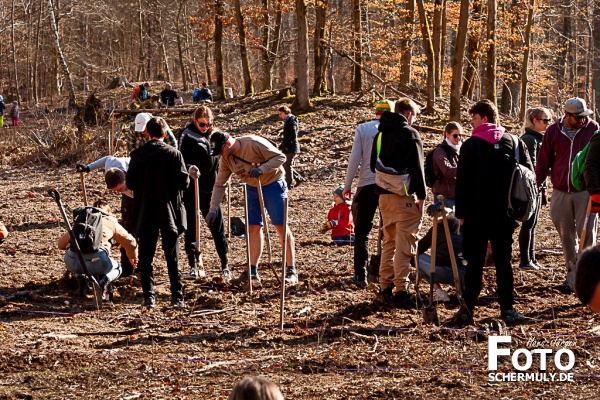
[107,76,134,89]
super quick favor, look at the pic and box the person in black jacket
[160,82,179,107]
[518,107,552,270]
[179,106,229,280]
[417,211,466,302]
[278,106,305,188]
[455,100,533,324]
[126,117,190,309]
[369,98,426,309]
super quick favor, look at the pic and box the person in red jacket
[320,187,355,246]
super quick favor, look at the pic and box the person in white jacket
[342,100,394,287]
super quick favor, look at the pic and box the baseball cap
[564,97,593,117]
[209,131,230,156]
[134,112,152,132]
[375,100,394,115]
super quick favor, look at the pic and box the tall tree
[432,0,446,97]
[462,0,483,99]
[416,0,436,112]
[48,0,75,108]
[260,0,283,91]
[399,0,415,86]
[214,0,226,100]
[485,0,497,104]
[351,0,362,92]
[293,0,311,110]
[176,0,189,91]
[10,0,21,104]
[519,0,536,120]
[450,0,470,120]
[313,0,329,95]
[234,0,254,95]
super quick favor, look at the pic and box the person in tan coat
[58,200,138,296]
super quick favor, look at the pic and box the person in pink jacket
[320,187,355,246]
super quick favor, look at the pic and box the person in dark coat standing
[518,107,552,270]
[126,117,189,309]
[179,105,229,280]
[455,99,533,324]
[278,106,305,188]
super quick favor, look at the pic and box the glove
[205,210,218,228]
[188,165,200,180]
[591,194,600,214]
[76,163,90,173]
[541,189,548,207]
[319,220,337,234]
[248,167,263,178]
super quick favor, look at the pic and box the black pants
[184,190,228,268]
[137,228,183,300]
[462,217,516,312]
[120,194,136,277]
[351,184,379,279]
[518,192,542,265]
[283,152,302,188]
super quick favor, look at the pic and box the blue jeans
[64,248,122,283]
[433,196,455,210]
[333,234,355,246]
[417,254,465,290]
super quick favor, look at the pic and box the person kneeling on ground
[57,200,138,299]
[320,187,355,246]
[417,206,466,302]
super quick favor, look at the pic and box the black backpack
[71,207,103,253]
[424,144,451,188]
[507,135,538,222]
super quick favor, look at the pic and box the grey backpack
[507,135,538,222]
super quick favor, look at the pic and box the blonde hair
[229,377,283,400]
[522,107,552,133]
[193,105,214,134]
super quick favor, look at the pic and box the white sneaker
[434,288,450,302]
[186,267,199,280]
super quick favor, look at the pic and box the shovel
[438,195,472,324]
[579,196,593,253]
[243,185,253,293]
[257,180,281,284]
[192,176,206,278]
[79,172,88,206]
[423,207,440,325]
[279,197,289,330]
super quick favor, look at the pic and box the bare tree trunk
[259,0,283,91]
[484,0,497,104]
[293,0,311,110]
[399,0,415,86]
[176,0,189,91]
[449,0,470,121]
[33,0,42,103]
[462,0,482,99]
[432,0,444,97]
[313,0,328,95]
[214,0,226,100]
[205,40,213,85]
[593,2,600,113]
[234,0,254,95]
[416,0,436,112]
[519,0,535,120]
[158,11,171,83]
[136,0,144,81]
[351,0,362,92]
[48,0,75,108]
[11,0,21,104]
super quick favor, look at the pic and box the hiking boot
[378,286,394,302]
[294,176,306,188]
[221,268,232,281]
[452,308,474,325]
[519,262,540,271]
[557,281,574,295]
[500,308,525,323]
[351,275,368,288]
[284,269,299,286]
[186,267,200,280]
[391,290,416,310]
[234,268,261,285]
[170,297,186,309]
[142,296,156,309]
[434,288,451,302]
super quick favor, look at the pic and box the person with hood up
[454,99,533,324]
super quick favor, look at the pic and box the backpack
[193,89,201,103]
[507,135,539,222]
[424,144,451,188]
[139,85,148,101]
[71,207,103,253]
[571,130,599,191]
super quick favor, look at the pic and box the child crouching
[320,187,355,246]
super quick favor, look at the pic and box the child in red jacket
[320,187,355,245]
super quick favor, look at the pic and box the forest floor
[0,89,599,399]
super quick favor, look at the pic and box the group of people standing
[343,96,599,324]
[0,96,19,127]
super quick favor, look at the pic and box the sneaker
[170,297,186,309]
[391,290,416,310]
[186,267,200,280]
[452,307,474,325]
[519,262,540,271]
[142,296,156,309]
[532,260,544,270]
[434,288,451,302]
[500,308,525,323]
[221,268,232,281]
[378,286,394,302]
[234,269,261,285]
[351,275,368,287]
[284,269,299,286]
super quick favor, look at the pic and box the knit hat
[375,100,394,115]
[333,186,349,204]
[134,112,152,132]
[209,131,231,156]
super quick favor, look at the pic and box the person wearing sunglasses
[431,121,464,210]
[178,105,230,281]
[517,107,552,271]
[536,97,599,293]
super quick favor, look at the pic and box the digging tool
[78,171,88,206]
[423,205,440,326]
[243,185,252,293]
[579,196,593,253]
[227,181,232,239]
[48,188,101,310]
[257,180,281,284]
[192,176,206,278]
[414,254,423,310]
[279,197,289,330]
[438,195,472,323]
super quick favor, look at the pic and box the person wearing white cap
[126,112,177,153]
[536,97,599,293]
